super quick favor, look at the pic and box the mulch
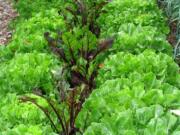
[0,0,17,45]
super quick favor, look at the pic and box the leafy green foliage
[159,0,180,63]
[0,0,65,134]
[97,50,180,88]
[98,0,169,35]
[158,0,180,24]
[0,9,66,62]
[0,52,58,94]
[21,1,113,135]
[13,0,64,19]
[77,77,180,134]
[110,23,172,55]
[1,125,56,135]
[0,93,56,134]
[96,0,173,56]
[45,26,113,87]
[59,0,109,37]
[77,50,180,134]
[0,0,179,134]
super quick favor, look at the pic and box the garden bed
[0,0,179,134]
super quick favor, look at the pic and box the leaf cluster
[0,52,58,95]
[110,23,172,55]
[77,50,180,134]
[0,94,56,134]
[97,50,180,87]
[97,0,173,56]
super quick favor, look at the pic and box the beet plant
[20,0,113,135]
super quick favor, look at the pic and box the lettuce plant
[77,78,180,134]
[110,23,172,55]
[0,52,58,94]
[0,9,66,63]
[1,125,56,135]
[0,93,56,134]
[13,0,65,19]
[98,0,169,35]
[96,0,172,57]
[97,50,180,88]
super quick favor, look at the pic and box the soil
[167,21,178,46]
[0,0,18,45]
